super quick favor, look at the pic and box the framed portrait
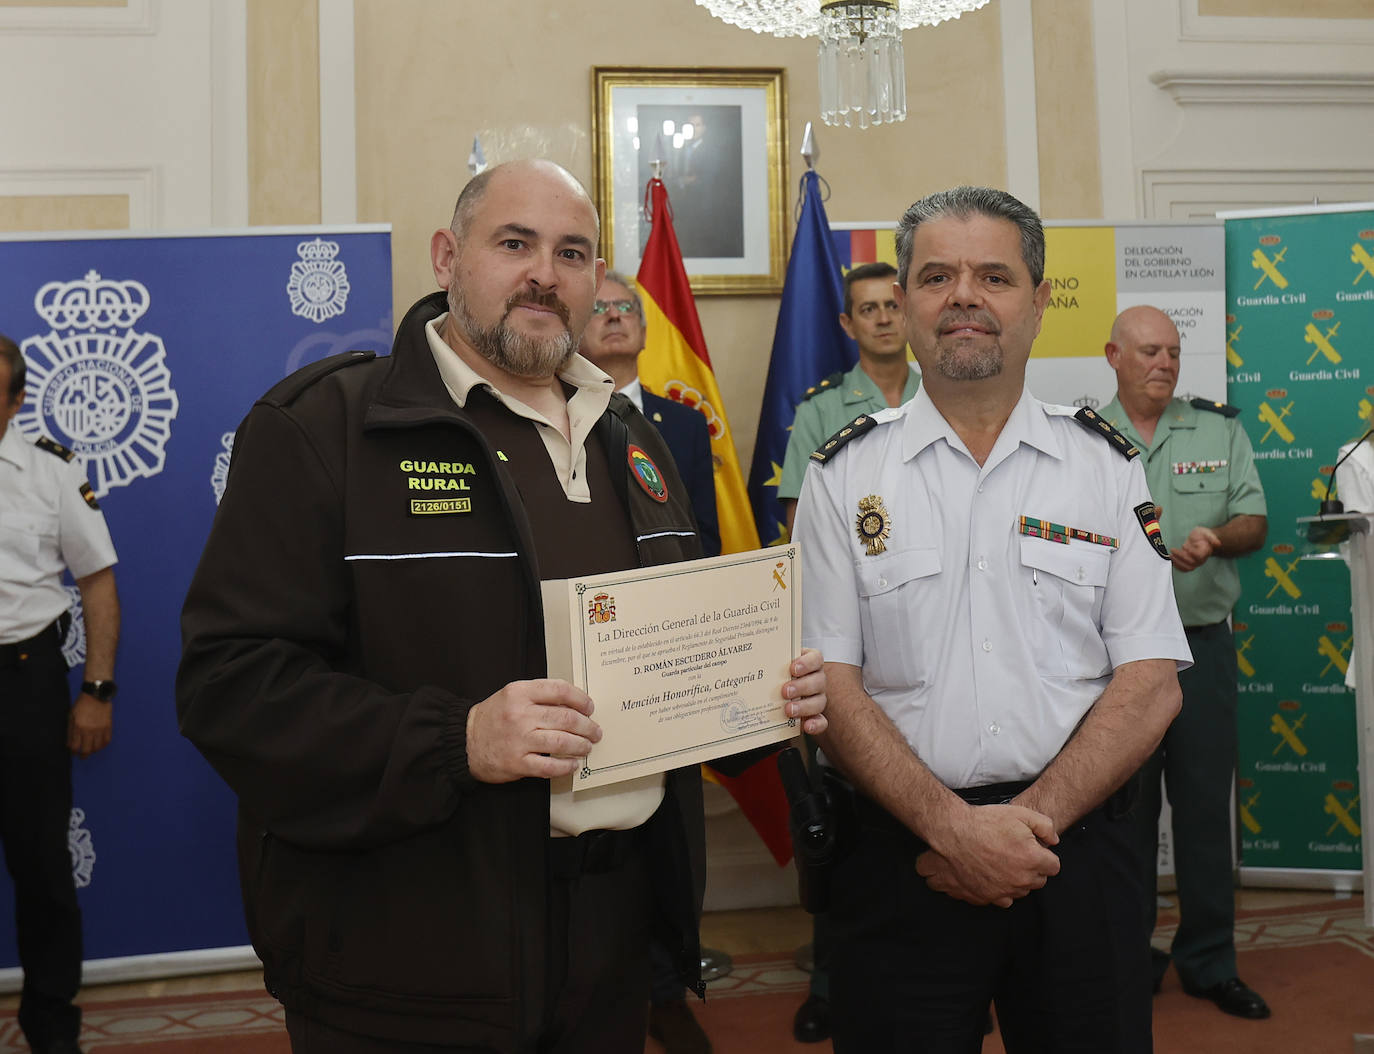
[592,66,788,296]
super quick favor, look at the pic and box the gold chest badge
[855,495,891,555]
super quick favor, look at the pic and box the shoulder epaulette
[35,435,75,462]
[1190,397,1240,418]
[262,349,376,406]
[1060,406,1139,461]
[801,372,845,402]
[810,407,901,464]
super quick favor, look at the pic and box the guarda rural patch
[401,458,476,516]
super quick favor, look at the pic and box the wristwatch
[81,679,117,702]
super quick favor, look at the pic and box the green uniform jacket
[1100,396,1266,625]
[778,361,920,501]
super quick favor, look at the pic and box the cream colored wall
[1201,0,1372,17]
[247,0,321,226]
[1032,0,1102,220]
[352,0,1007,468]
[0,194,127,231]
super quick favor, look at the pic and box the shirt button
[989,722,1001,735]
[982,639,993,652]
[877,577,888,588]
[977,557,988,571]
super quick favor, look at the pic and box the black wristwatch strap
[81,679,117,702]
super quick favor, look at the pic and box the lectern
[1297,500,1374,928]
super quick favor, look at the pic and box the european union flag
[747,170,857,545]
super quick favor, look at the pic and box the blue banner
[746,172,856,546]
[0,227,393,969]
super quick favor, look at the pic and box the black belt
[0,613,70,669]
[1184,618,1230,634]
[547,825,644,878]
[827,769,1034,848]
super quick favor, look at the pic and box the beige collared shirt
[425,316,666,833]
[424,315,613,502]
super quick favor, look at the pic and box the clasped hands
[916,802,1061,908]
[466,647,828,784]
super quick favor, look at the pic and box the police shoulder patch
[1056,405,1140,461]
[263,349,376,407]
[802,371,845,402]
[36,435,76,462]
[79,481,100,510]
[1134,501,1170,560]
[1190,397,1240,418]
[810,407,901,465]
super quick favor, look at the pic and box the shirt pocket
[1018,536,1112,679]
[0,511,57,566]
[1168,467,1229,529]
[855,547,942,692]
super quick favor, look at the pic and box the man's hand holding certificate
[542,546,823,789]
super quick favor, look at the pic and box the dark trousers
[1131,620,1238,989]
[0,634,82,1049]
[287,833,654,1053]
[829,792,1151,1054]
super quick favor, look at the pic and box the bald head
[1110,305,1179,349]
[1105,304,1181,418]
[450,160,599,243]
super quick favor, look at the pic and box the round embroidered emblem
[628,445,668,503]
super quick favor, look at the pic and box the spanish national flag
[636,177,789,865]
[635,178,760,554]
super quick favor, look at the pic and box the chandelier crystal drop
[694,0,991,127]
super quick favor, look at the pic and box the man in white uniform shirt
[794,186,1190,1053]
[0,334,120,1054]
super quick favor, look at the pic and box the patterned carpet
[1,897,1369,1051]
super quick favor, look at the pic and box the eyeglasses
[592,299,638,316]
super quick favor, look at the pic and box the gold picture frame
[592,66,788,296]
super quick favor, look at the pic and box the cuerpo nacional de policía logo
[17,271,179,497]
[286,237,351,323]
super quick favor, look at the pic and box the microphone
[1307,427,1374,544]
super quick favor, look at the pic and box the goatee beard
[449,285,576,379]
[936,342,1003,380]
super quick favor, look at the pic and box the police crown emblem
[287,238,351,324]
[16,271,179,497]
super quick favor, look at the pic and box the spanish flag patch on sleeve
[1134,502,1168,560]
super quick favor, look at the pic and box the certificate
[542,546,801,790]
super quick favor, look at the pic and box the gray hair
[600,269,645,322]
[894,186,1045,290]
[0,333,23,400]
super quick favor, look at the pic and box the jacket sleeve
[176,400,475,851]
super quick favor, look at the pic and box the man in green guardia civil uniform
[778,262,921,541]
[1100,305,1270,1021]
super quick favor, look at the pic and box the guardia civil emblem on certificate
[286,237,351,323]
[856,495,891,555]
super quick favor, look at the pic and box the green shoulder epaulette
[1068,406,1139,461]
[35,435,75,462]
[1190,397,1240,418]
[801,372,845,402]
[810,407,901,464]
[262,350,376,407]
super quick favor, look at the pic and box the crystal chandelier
[695,0,992,128]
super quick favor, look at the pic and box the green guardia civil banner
[1224,204,1374,876]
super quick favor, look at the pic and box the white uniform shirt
[0,425,117,643]
[796,386,1191,790]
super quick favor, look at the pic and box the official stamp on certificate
[542,546,802,789]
